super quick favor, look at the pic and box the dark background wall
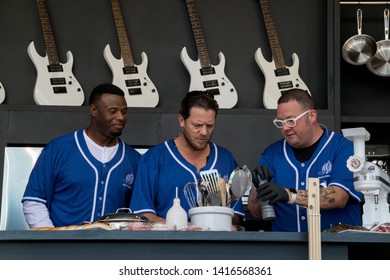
[0,0,335,209]
[0,0,329,108]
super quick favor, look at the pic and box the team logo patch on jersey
[319,160,332,176]
[123,173,135,190]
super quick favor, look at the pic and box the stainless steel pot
[98,208,149,229]
[367,9,390,77]
[342,9,377,66]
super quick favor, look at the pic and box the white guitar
[181,0,238,109]
[255,0,310,109]
[28,0,84,106]
[104,0,159,108]
[0,83,5,104]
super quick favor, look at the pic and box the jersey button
[301,216,306,221]
[301,163,305,167]
[100,181,104,184]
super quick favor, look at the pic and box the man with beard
[130,91,244,225]
[247,89,363,232]
[22,83,141,228]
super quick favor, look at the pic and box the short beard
[182,127,209,151]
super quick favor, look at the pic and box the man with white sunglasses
[248,89,363,232]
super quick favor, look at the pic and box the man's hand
[251,165,273,188]
[256,183,289,205]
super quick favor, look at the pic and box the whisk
[183,182,198,208]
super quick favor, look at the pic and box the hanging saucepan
[366,9,390,77]
[342,9,377,66]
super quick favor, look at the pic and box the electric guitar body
[256,0,310,109]
[104,0,159,108]
[0,83,5,104]
[28,41,84,106]
[182,0,238,109]
[180,47,237,109]
[255,48,308,109]
[29,0,84,106]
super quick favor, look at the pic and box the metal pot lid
[342,9,377,66]
[99,208,149,222]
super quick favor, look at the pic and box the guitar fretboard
[36,0,60,65]
[185,0,212,68]
[259,0,286,69]
[111,0,135,67]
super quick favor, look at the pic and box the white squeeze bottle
[166,187,188,230]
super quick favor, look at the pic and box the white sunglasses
[273,110,311,128]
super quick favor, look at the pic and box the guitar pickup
[48,65,63,73]
[53,87,67,94]
[274,68,290,77]
[123,66,138,75]
[203,80,218,88]
[50,78,66,85]
[200,67,216,76]
[125,79,141,87]
[277,81,294,90]
[205,88,220,96]
[128,88,142,95]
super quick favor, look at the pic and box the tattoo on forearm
[320,187,337,205]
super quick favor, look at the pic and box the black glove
[256,183,289,205]
[251,165,273,188]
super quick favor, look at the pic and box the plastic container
[150,222,176,231]
[166,187,188,230]
[188,206,234,231]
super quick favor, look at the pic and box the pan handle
[357,9,363,35]
[384,8,389,40]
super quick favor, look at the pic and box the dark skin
[85,93,128,147]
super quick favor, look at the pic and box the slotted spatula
[199,169,219,194]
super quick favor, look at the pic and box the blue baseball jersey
[259,130,362,232]
[130,139,244,220]
[22,129,141,227]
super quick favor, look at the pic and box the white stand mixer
[342,127,390,229]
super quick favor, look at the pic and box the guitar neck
[185,0,211,68]
[259,0,286,69]
[111,0,135,67]
[36,0,60,65]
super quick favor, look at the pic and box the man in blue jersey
[247,89,363,232]
[22,83,142,228]
[130,91,244,225]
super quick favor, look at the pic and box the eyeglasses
[186,91,214,99]
[273,110,311,128]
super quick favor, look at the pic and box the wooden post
[308,177,321,260]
